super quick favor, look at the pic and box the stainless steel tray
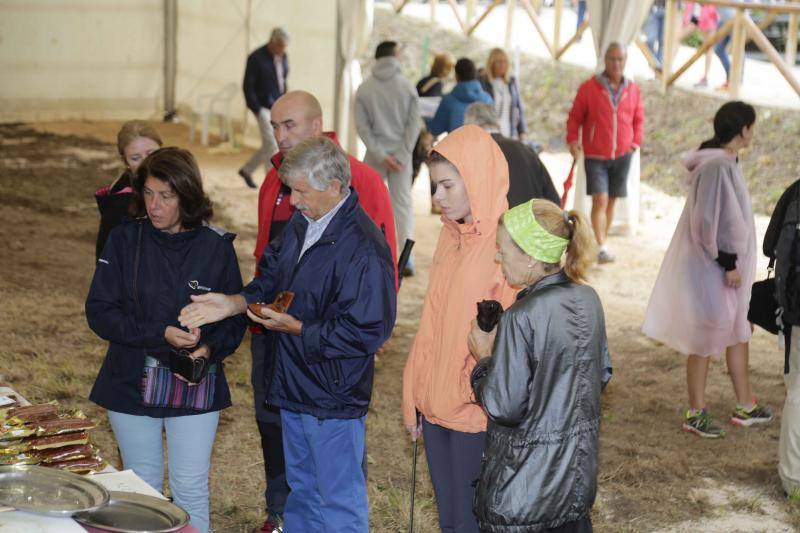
[0,464,109,516]
[73,491,189,532]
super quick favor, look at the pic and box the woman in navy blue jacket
[86,147,245,533]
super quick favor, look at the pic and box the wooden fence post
[729,8,746,98]
[506,0,516,50]
[787,13,799,68]
[661,0,678,91]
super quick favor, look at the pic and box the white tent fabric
[336,0,373,156]
[572,0,653,237]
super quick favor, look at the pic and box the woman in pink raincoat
[643,101,771,439]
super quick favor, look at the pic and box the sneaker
[682,409,726,438]
[716,82,730,92]
[730,403,773,427]
[694,77,708,88]
[597,249,615,264]
[259,516,283,533]
[238,169,257,189]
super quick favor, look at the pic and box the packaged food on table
[46,455,105,474]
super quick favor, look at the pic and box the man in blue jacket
[427,57,493,136]
[179,136,397,532]
[239,27,289,189]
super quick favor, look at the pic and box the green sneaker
[682,409,726,438]
[730,403,773,427]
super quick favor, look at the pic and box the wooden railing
[392,0,800,99]
[661,0,800,98]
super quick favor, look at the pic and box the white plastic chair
[190,82,238,146]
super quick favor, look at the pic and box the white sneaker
[598,250,615,264]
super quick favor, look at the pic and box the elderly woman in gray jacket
[469,199,612,533]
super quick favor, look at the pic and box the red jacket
[566,75,644,160]
[254,131,398,280]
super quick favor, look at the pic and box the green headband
[503,200,569,263]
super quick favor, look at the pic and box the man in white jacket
[355,41,420,275]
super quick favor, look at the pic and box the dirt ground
[2,9,800,533]
[0,117,796,532]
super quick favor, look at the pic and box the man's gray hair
[605,41,625,57]
[279,136,351,193]
[270,27,289,43]
[463,102,500,130]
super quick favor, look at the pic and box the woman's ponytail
[563,210,596,283]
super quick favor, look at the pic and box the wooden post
[729,8,746,98]
[744,14,800,98]
[520,0,555,58]
[466,0,475,26]
[555,19,589,60]
[431,0,438,24]
[506,0,516,50]
[661,0,678,91]
[787,13,799,68]
[554,0,563,53]
[467,0,501,37]
[445,0,468,34]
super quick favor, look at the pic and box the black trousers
[252,334,288,518]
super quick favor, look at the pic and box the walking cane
[560,157,577,208]
[408,411,420,533]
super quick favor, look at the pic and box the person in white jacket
[355,41,420,275]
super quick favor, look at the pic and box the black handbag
[748,258,782,335]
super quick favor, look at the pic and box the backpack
[774,184,800,327]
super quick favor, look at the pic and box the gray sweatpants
[241,107,279,176]
[364,151,414,269]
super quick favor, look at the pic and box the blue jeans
[281,410,368,532]
[645,6,666,66]
[107,409,220,533]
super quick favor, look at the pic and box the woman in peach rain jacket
[402,124,517,533]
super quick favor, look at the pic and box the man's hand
[468,319,496,361]
[724,269,742,289]
[568,141,582,159]
[179,293,246,329]
[246,306,303,336]
[382,155,403,172]
[165,326,200,349]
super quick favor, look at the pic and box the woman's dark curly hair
[131,147,213,227]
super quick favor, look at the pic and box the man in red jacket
[566,43,644,263]
[250,90,397,532]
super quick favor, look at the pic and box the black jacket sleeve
[243,53,261,115]
[85,227,171,352]
[764,180,800,258]
[472,311,535,427]
[201,241,246,363]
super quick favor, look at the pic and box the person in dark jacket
[416,52,456,97]
[239,27,289,189]
[469,199,611,533]
[478,48,527,140]
[179,136,396,532]
[86,148,246,533]
[427,57,493,136]
[94,120,162,259]
[763,178,800,494]
[464,102,560,206]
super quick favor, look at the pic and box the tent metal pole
[163,0,177,121]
